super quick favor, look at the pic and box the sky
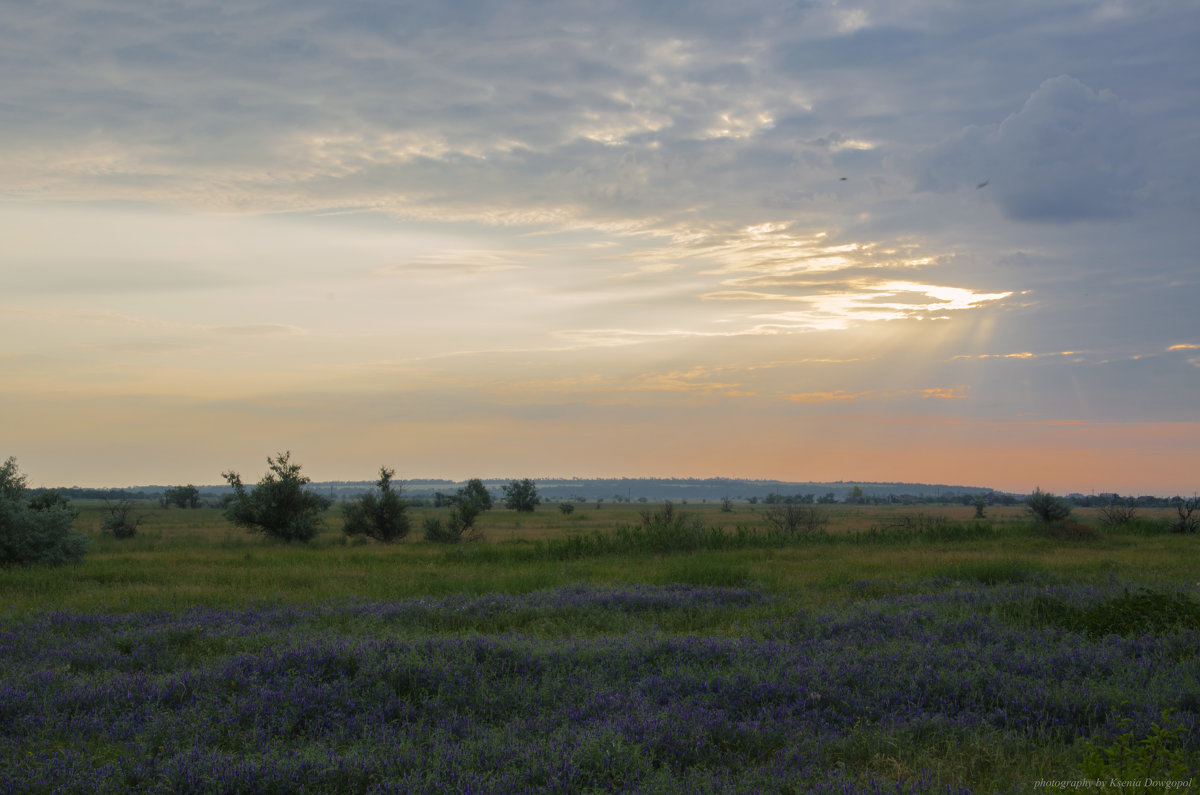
[2,0,1198,494]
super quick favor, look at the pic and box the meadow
[1,500,1197,793]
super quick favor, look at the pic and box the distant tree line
[26,486,152,502]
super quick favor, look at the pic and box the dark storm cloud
[919,75,1145,222]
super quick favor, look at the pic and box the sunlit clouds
[2,0,1198,493]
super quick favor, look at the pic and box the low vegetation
[0,464,1197,793]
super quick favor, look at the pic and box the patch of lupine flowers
[2,584,1197,793]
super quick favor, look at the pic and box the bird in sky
[976,179,990,189]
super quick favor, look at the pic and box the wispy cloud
[209,324,307,337]
[784,386,969,404]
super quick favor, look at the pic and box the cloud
[376,250,528,276]
[783,386,969,404]
[0,261,238,295]
[209,324,307,337]
[919,75,1145,222]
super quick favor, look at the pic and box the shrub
[559,502,575,515]
[1081,706,1191,788]
[222,452,331,542]
[640,501,683,527]
[0,457,88,567]
[763,504,829,535]
[422,501,483,543]
[100,498,143,539]
[422,478,494,542]
[342,467,410,543]
[1027,487,1072,523]
[1097,500,1137,527]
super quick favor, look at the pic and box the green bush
[1080,706,1191,792]
[222,452,331,542]
[342,467,410,543]
[422,502,483,543]
[1027,487,1072,523]
[0,457,88,567]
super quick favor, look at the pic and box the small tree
[502,478,541,512]
[1172,497,1198,534]
[342,467,410,542]
[559,501,575,515]
[1027,487,1072,524]
[0,457,88,567]
[101,498,143,539]
[222,452,330,542]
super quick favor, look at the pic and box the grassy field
[2,500,1193,614]
[1,500,1197,793]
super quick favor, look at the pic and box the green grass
[3,501,1196,615]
